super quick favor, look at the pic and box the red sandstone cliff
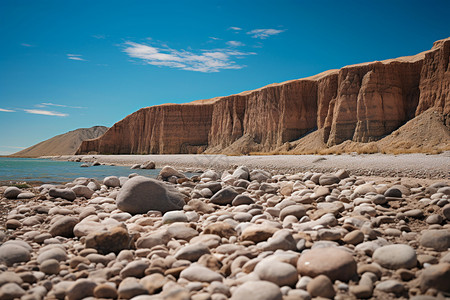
[77,38,450,155]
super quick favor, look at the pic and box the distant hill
[11,126,108,157]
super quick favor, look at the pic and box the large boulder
[4,187,21,199]
[116,176,185,214]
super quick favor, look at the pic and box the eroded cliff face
[77,37,450,155]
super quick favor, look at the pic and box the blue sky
[1,0,449,155]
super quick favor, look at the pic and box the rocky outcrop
[77,38,450,155]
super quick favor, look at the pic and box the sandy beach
[50,153,450,180]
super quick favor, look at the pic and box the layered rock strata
[77,38,450,155]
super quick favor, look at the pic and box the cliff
[77,38,450,155]
[12,126,108,157]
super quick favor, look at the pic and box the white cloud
[67,54,86,61]
[209,37,220,40]
[226,41,245,47]
[92,34,106,39]
[123,41,255,73]
[39,102,86,109]
[21,43,33,47]
[0,108,15,112]
[247,28,285,39]
[229,27,242,31]
[24,109,68,117]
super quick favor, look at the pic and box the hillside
[77,37,450,155]
[12,126,108,157]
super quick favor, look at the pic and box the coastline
[45,153,450,180]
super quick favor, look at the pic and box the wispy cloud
[67,54,86,61]
[92,34,106,39]
[24,109,68,117]
[226,41,245,47]
[123,41,255,73]
[0,108,15,112]
[209,37,221,40]
[37,102,86,109]
[247,28,285,39]
[229,27,242,31]
[21,43,34,47]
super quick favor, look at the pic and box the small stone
[49,188,76,201]
[130,164,141,169]
[404,209,423,218]
[175,243,211,262]
[0,272,23,286]
[0,283,26,300]
[255,259,298,287]
[180,265,223,283]
[104,176,121,187]
[426,214,443,224]
[36,247,67,264]
[4,187,21,199]
[240,224,278,243]
[71,185,94,198]
[116,176,185,214]
[375,280,404,295]
[232,195,254,206]
[5,219,21,229]
[384,188,402,198]
[159,166,185,179]
[210,188,239,205]
[141,274,166,294]
[0,244,31,266]
[261,230,297,251]
[203,222,237,238]
[162,211,188,224]
[306,275,336,299]
[118,277,148,299]
[297,247,357,281]
[279,205,307,221]
[342,230,364,245]
[94,283,118,299]
[141,161,155,169]
[442,204,450,220]
[66,279,97,300]
[49,216,78,238]
[85,225,133,255]
[372,244,417,269]
[354,184,376,195]
[419,263,450,293]
[231,281,282,300]
[17,192,34,199]
[372,194,387,205]
[319,174,340,186]
[420,230,450,251]
[40,258,60,275]
[120,260,149,278]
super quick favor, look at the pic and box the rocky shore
[1,165,449,300]
[50,153,450,179]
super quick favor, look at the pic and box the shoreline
[44,153,450,180]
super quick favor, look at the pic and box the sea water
[0,157,165,184]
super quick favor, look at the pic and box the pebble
[49,188,76,201]
[0,166,449,300]
[372,244,417,269]
[419,230,450,251]
[297,247,357,281]
[254,259,298,287]
[231,281,282,300]
[180,265,224,282]
[306,275,336,299]
[66,279,97,300]
[4,186,21,199]
[116,176,185,214]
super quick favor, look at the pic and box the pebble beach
[0,157,449,299]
